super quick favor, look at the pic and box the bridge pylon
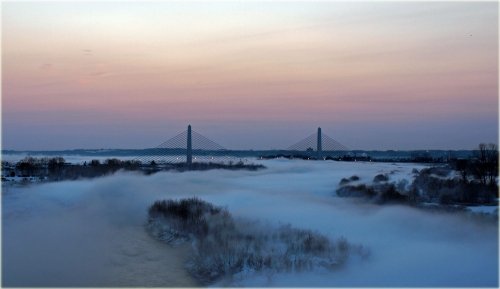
[317,127,322,159]
[287,127,349,159]
[187,124,192,165]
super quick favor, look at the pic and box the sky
[2,1,498,150]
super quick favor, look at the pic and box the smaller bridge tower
[317,127,322,159]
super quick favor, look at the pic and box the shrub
[337,183,407,204]
[16,157,40,176]
[375,184,408,204]
[148,198,226,242]
[349,175,360,181]
[338,165,498,208]
[410,168,497,205]
[336,184,376,198]
[373,174,389,183]
[426,166,452,177]
[339,178,350,186]
[146,198,363,284]
[339,175,361,186]
[396,179,409,192]
[47,157,65,174]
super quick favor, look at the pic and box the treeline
[452,143,498,186]
[2,157,142,181]
[1,157,265,182]
[259,152,459,163]
[337,168,497,207]
[336,144,499,207]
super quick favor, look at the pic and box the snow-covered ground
[2,159,498,287]
[467,205,499,215]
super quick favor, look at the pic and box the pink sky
[2,2,498,150]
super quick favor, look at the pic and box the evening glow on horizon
[2,2,498,150]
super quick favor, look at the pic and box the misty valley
[3,1,498,287]
[1,156,498,287]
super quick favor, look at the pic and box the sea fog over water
[2,160,498,287]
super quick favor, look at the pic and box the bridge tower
[317,127,322,160]
[187,124,192,165]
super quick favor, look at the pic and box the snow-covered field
[2,159,498,287]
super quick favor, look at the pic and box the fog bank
[2,160,498,286]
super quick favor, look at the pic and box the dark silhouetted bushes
[339,175,360,186]
[339,178,350,186]
[373,174,389,183]
[4,157,265,183]
[411,167,497,205]
[146,198,366,284]
[337,164,498,207]
[336,183,407,204]
[336,184,376,199]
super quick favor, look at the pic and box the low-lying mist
[2,160,498,287]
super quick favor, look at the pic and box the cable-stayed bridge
[134,125,236,165]
[135,125,350,165]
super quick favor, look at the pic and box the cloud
[82,49,92,56]
[39,63,52,70]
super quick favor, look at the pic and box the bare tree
[485,143,498,186]
[474,143,498,185]
[455,159,469,183]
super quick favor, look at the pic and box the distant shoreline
[2,148,476,162]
